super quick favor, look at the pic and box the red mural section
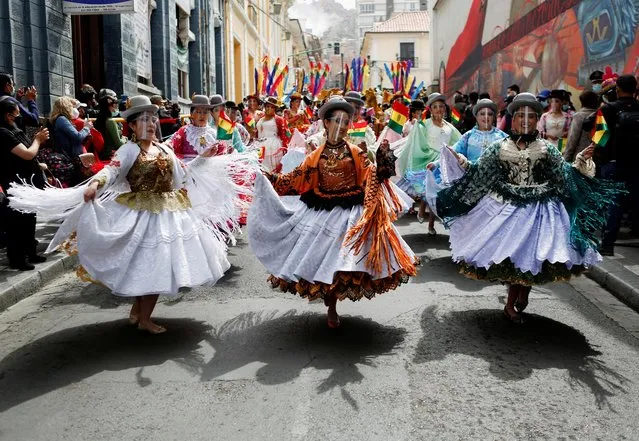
[443,0,639,104]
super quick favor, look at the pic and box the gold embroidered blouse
[318,146,358,193]
[115,150,191,213]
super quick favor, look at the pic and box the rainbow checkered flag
[591,109,610,147]
[218,110,235,140]
[388,100,409,135]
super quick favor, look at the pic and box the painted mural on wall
[440,0,639,103]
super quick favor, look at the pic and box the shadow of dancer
[201,310,407,409]
[0,318,212,413]
[413,306,629,409]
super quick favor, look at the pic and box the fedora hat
[190,94,214,109]
[120,95,158,120]
[210,94,226,108]
[426,93,446,108]
[263,96,283,108]
[410,99,425,111]
[246,93,262,103]
[472,98,497,116]
[290,92,303,100]
[318,95,354,120]
[507,92,543,115]
[344,91,365,106]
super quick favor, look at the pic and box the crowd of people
[0,64,633,329]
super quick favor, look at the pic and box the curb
[0,253,78,312]
[587,260,639,313]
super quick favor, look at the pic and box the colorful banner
[63,0,135,15]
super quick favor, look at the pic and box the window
[178,69,188,98]
[359,3,374,13]
[399,42,414,64]
[248,5,258,27]
[409,2,415,10]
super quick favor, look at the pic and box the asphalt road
[1,217,638,440]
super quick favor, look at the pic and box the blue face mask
[540,100,548,108]
[111,110,119,117]
[562,104,570,112]
[592,84,602,93]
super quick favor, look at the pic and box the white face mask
[71,108,80,119]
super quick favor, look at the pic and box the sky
[288,0,355,35]
[337,0,355,9]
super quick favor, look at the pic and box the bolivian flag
[388,100,409,134]
[591,109,610,147]
[348,120,368,137]
[451,107,461,124]
[557,137,567,152]
[218,110,235,140]
[244,114,256,129]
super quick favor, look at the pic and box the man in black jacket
[599,74,639,255]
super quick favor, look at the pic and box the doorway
[71,15,105,94]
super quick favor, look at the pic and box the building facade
[1,0,320,113]
[429,0,639,103]
[356,0,425,42]
[224,0,295,103]
[360,11,430,90]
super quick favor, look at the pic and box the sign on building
[62,0,136,15]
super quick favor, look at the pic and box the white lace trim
[185,125,218,152]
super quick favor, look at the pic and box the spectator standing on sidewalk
[563,91,599,162]
[71,100,104,157]
[0,98,49,270]
[77,84,99,118]
[51,96,91,158]
[0,72,39,130]
[94,89,126,161]
[600,75,639,255]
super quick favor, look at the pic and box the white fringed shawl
[8,141,259,252]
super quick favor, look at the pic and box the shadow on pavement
[202,310,407,409]
[0,311,406,412]
[401,232,450,255]
[414,306,629,409]
[410,256,490,292]
[0,318,212,413]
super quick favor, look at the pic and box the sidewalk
[0,223,77,312]
[587,231,639,313]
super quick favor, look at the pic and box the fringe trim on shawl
[343,169,417,276]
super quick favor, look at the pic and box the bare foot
[327,308,340,328]
[129,303,140,325]
[137,321,167,334]
[503,305,523,324]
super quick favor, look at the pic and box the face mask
[510,107,539,142]
[134,111,158,141]
[539,100,548,108]
[71,109,80,119]
[111,110,119,117]
[592,84,602,93]
[562,104,570,112]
